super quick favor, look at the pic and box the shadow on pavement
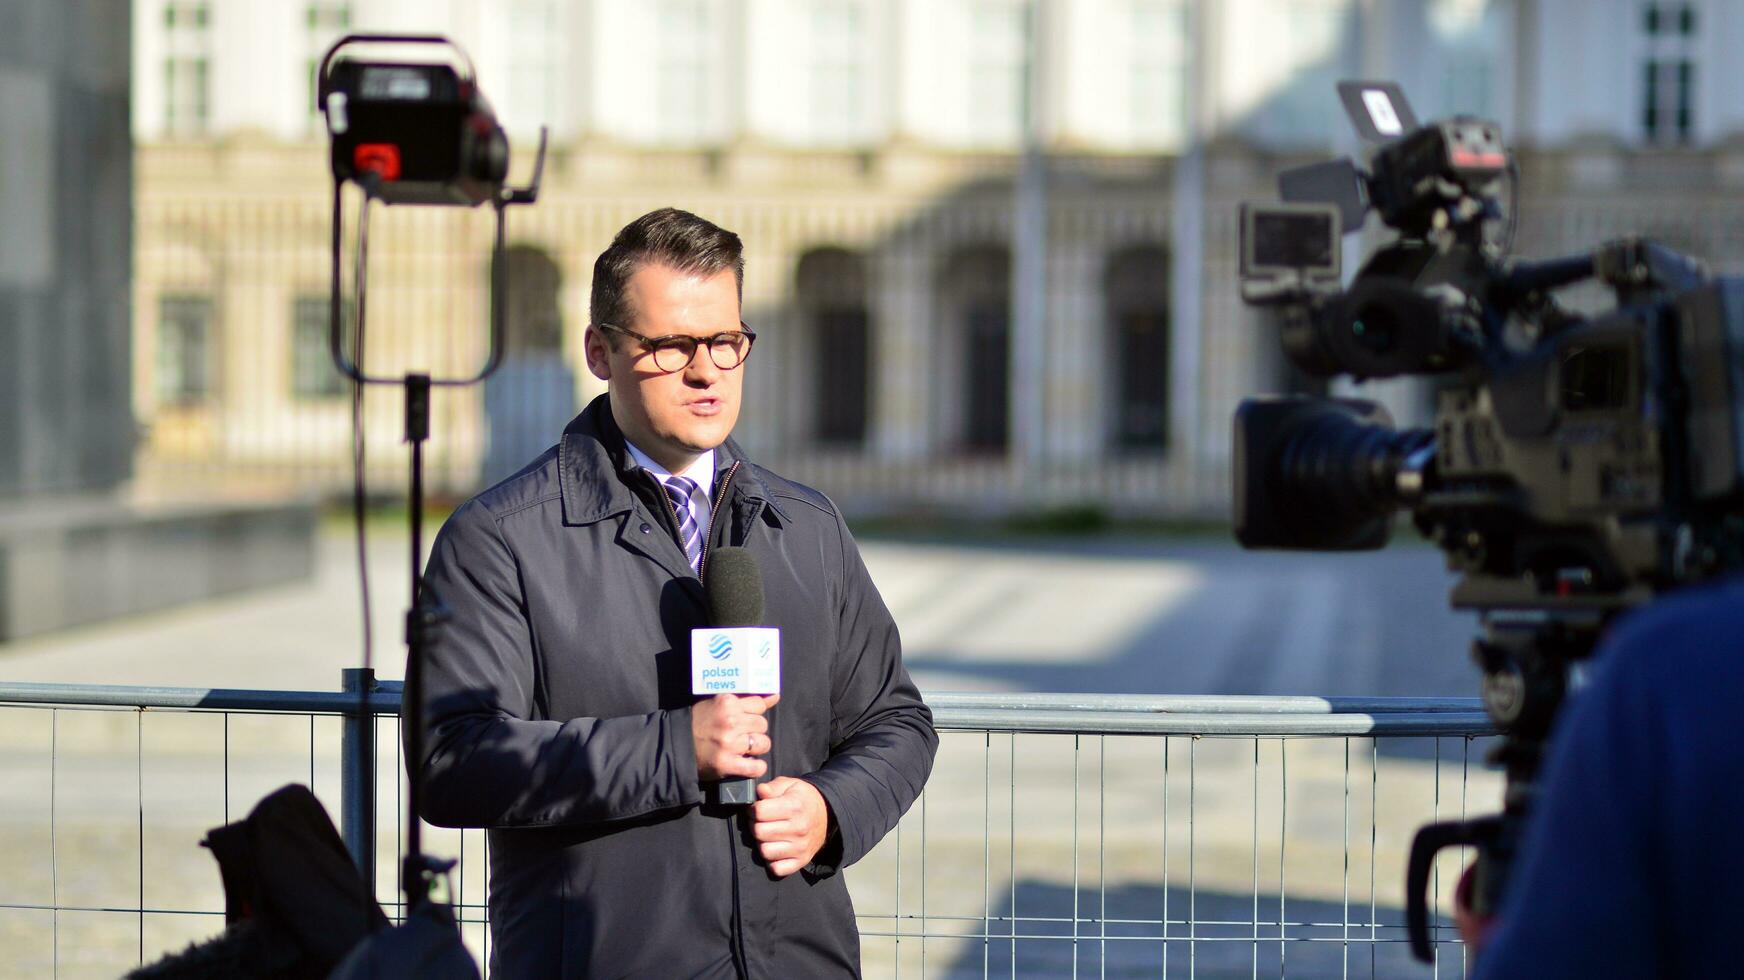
[912,879,1464,979]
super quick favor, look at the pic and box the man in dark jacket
[416,208,937,978]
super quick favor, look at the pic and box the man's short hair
[590,208,745,334]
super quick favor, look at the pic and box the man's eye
[652,339,693,353]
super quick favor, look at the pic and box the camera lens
[1350,306,1401,354]
[1276,407,1433,535]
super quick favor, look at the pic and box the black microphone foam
[704,547,764,627]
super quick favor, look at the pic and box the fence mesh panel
[0,686,1495,979]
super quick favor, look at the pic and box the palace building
[130,0,1744,516]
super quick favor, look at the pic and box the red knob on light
[354,143,402,181]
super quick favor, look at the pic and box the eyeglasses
[596,322,758,374]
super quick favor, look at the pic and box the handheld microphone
[695,547,780,805]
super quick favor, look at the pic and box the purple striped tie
[663,476,703,571]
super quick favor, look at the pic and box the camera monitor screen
[1241,203,1340,279]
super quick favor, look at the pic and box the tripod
[327,141,544,918]
[1405,608,1606,960]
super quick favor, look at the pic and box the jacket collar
[558,394,781,526]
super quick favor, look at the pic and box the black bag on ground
[127,783,387,980]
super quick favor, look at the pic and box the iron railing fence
[0,679,1498,979]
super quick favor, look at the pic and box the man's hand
[751,777,830,877]
[1454,860,1495,955]
[692,693,779,780]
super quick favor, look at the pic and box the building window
[1129,0,1188,148]
[158,295,214,405]
[939,245,1012,453]
[808,0,870,145]
[1105,245,1171,451]
[502,0,559,138]
[966,0,1030,146]
[964,303,1010,450]
[1642,2,1698,144]
[291,296,346,400]
[305,3,352,132]
[655,0,717,144]
[796,248,872,445]
[164,2,213,138]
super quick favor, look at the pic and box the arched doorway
[795,247,872,447]
[482,244,576,485]
[1105,244,1170,452]
[503,243,565,356]
[938,244,1011,453]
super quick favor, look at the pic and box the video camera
[1235,81,1744,960]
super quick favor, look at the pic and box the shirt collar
[624,440,715,491]
[557,394,786,527]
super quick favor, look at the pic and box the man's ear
[584,325,612,382]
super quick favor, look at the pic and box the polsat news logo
[709,634,734,661]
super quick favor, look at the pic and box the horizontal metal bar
[856,913,1432,930]
[923,692,1485,714]
[0,902,224,917]
[0,682,398,714]
[0,683,1496,736]
[932,708,1494,736]
[854,930,1430,944]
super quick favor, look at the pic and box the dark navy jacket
[1475,576,1744,978]
[415,396,937,978]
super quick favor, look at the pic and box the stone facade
[134,136,1323,516]
[124,0,1744,516]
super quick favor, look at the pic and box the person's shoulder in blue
[1474,574,1744,978]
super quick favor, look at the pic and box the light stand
[320,32,547,920]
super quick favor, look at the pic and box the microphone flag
[690,627,780,695]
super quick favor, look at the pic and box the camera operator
[1466,574,1744,977]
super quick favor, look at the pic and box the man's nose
[684,348,722,386]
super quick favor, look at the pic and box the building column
[870,238,932,462]
[1046,240,1103,464]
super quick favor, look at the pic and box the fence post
[341,667,377,898]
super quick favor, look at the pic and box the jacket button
[640,523,652,534]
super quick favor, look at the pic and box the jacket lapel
[557,397,705,587]
[612,508,704,590]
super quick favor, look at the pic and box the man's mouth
[687,397,722,416]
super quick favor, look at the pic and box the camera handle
[1402,615,1599,964]
[324,142,545,911]
[1405,814,1505,962]
[316,34,479,109]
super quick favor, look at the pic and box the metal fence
[0,679,1497,979]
